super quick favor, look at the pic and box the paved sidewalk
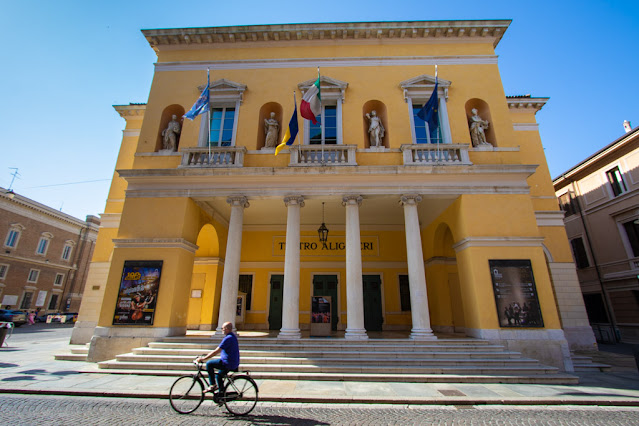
[0,325,638,406]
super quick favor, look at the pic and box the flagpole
[317,67,323,165]
[206,69,211,163]
[434,65,440,162]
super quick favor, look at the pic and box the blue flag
[275,103,299,156]
[416,80,439,143]
[184,71,210,120]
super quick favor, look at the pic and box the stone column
[400,195,436,340]
[343,195,368,340]
[216,196,249,334]
[279,196,305,339]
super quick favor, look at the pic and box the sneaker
[205,384,218,393]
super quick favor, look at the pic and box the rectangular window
[27,269,40,283]
[5,229,19,248]
[54,273,64,286]
[413,103,440,144]
[399,275,411,311]
[36,238,49,255]
[48,294,59,311]
[0,264,7,279]
[558,192,578,216]
[20,292,33,310]
[309,105,337,145]
[238,274,253,310]
[623,220,639,257]
[62,244,72,261]
[606,166,627,196]
[570,237,590,269]
[210,107,235,147]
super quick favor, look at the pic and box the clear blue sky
[1,0,637,220]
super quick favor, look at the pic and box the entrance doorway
[363,275,383,331]
[313,275,338,331]
[268,275,283,330]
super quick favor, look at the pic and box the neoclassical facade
[73,20,595,370]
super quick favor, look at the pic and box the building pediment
[298,76,348,102]
[198,78,247,104]
[400,74,451,102]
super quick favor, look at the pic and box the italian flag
[300,75,321,124]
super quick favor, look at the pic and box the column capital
[283,195,305,207]
[400,194,422,206]
[226,196,249,208]
[342,195,363,207]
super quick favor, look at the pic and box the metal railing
[401,144,471,166]
[289,145,357,166]
[180,147,246,168]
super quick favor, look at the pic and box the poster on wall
[112,260,162,326]
[489,259,544,328]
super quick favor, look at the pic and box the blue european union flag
[416,81,439,142]
[184,72,210,120]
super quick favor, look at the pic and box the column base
[278,329,301,339]
[345,328,369,340]
[410,328,437,340]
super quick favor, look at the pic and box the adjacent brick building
[0,188,99,316]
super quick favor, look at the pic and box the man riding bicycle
[195,321,240,393]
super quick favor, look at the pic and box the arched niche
[195,223,220,258]
[465,99,496,147]
[362,100,388,149]
[257,103,283,150]
[156,104,185,152]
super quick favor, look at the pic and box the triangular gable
[400,74,451,89]
[198,78,247,104]
[400,74,450,102]
[298,75,348,102]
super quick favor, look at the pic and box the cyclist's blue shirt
[219,332,240,370]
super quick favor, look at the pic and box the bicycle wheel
[169,375,204,414]
[223,375,258,416]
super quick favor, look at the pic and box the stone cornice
[507,96,548,114]
[113,104,146,119]
[142,20,511,52]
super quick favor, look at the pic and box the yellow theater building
[73,20,596,371]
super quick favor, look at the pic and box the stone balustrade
[180,146,246,168]
[289,144,357,166]
[401,144,471,166]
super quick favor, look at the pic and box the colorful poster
[489,260,544,328]
[112,260,162,326]
[311,296,331,324]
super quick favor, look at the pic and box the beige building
[554,124,639,343]
[0,189,99,315]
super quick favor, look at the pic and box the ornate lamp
[317,202,329,245]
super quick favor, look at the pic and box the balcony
[401,144,471,166]
[180,147,246,168]
[289,145,357,167]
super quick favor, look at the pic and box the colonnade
[215,194,436,340]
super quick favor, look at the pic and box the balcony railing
[401,144,471,166]
[180,147,246,168]
[289,144,357,166]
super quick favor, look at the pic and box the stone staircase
[92,336,578,384]
[570,352,612,372]
[55,343,89,361]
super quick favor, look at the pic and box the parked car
[0,309,27,327]
[45,312,78,323]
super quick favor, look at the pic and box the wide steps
[90,336,576,384]
[134,348,521,359]
[54,344,89,362]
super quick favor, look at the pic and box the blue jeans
[205,359,228,390]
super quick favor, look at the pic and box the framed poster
[310,296,332,336]
[112,260,162,325]
[489,260,544,328]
